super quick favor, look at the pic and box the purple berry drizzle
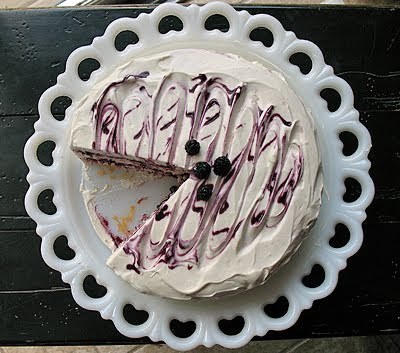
[90,72,304,272]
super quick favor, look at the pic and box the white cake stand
[24,2,374,350]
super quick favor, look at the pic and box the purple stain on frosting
[94,205,123,248]
[133,124,144,140]
[212,228,229,236]
[219,201,229,214]
[189,74,207,93]
[160,117,177,131]
[92,72,150,154]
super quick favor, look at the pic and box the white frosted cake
[70,49,323,300]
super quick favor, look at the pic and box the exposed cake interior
[74,149,187,179]
[75,147,188,240]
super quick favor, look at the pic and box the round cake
[70,49,323,300]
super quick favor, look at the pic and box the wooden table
[0,5,399,345]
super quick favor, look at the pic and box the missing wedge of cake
[70,49,323,300]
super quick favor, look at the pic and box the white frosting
[70,49,323,300]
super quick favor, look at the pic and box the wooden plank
[0,290,151,345]
[0,116,33,217]
[0,114,64,220]
[339,72,400,112]
[358,110,400,226]
[0,231,67,291]
[0,216,36,230]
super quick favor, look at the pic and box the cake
[70,49,323,300]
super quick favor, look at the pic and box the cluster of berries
[185,139,232,202]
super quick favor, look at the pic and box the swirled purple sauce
[90,72,304,272]
[92,72,149,154]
